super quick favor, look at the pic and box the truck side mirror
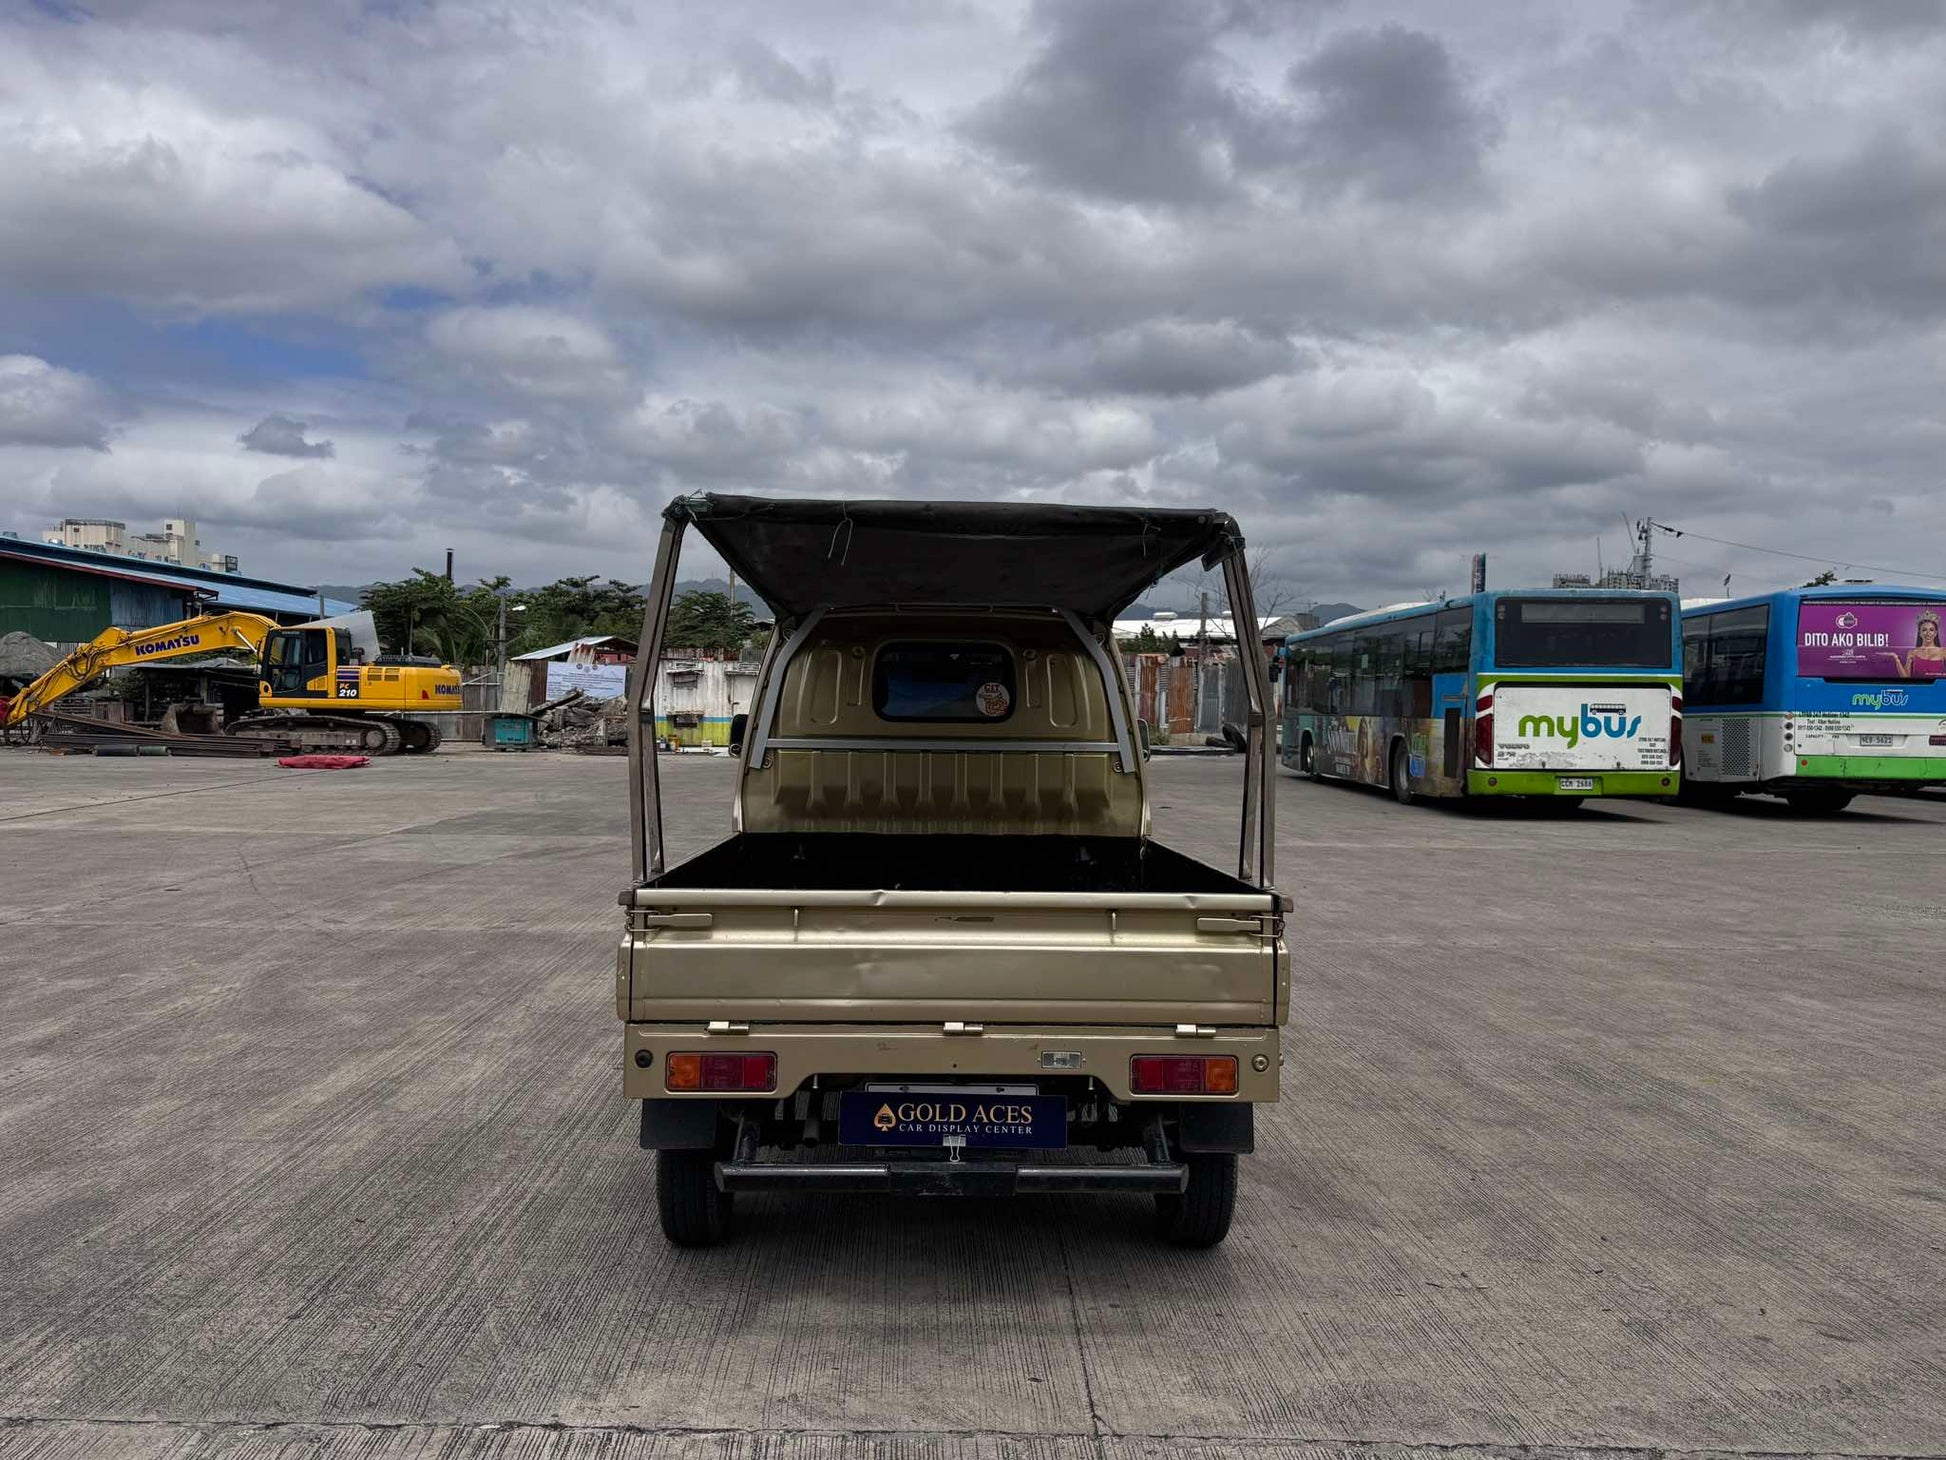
[1137,718,1153,761]
[728,712,749,754]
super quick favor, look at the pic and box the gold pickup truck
[619,495,1285,1248]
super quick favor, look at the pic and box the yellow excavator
[1,611,461,754]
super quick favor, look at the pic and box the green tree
[664,590,756,654]
[508,575,645,654]
[1802,569,1838,587]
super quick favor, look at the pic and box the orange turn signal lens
[665,1053,702,1091]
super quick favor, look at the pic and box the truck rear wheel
[1154,1151,1237,1248]
[657,1148,734,1247]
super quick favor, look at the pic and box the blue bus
[1680,585,1946,812]
[1282,589,1683,806]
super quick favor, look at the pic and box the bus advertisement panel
[1796,600,1946,680]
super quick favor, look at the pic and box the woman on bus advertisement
[1798,602,1946,679]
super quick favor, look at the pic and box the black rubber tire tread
[1784,788,1854,815]
[1154,1151,1238,1248]
[1300,735,1320,781]
[1389,742,1413,806]
[657,1149,734,1247]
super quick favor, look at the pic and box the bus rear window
[1494,598,1673,669]
[873,643,1016,721]
[1797,600,1946,680]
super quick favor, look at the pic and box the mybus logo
[1515,704,1643,749]
[1852,689,1909,710]
[134,633,201,656]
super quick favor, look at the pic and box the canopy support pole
[629,516,686,884]
[1221,552,1276,889]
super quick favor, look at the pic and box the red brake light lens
[665,1052,777,1092]
[1475,711,1493,767]
[1131,1055,1239,1094]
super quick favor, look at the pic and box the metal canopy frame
[628,508,1276,892]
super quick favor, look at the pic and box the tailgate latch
[1175,1024,1217,1038]
[706,1020,751,1035]
[944,1021,985,1036]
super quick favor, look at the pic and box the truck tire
[657,1149,733,1247]
[1154,1151,1237,1248]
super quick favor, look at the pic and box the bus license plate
[1558,777,1596,792]
[1857,735,1894,748]
[838,1091,1067,1149]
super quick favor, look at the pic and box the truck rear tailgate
[620,887,1282,1026]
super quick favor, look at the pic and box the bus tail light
[1474,695,1494,766]
[665,1052,777,1092]
[1131,1055,1239,1095]
[1669,693,1683,767]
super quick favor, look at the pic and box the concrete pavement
[1,750,1942,1459]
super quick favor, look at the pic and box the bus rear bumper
[1787,755,1946,784]
[1467,770,1679,797]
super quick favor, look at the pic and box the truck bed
[644,833,1256,895]
[620,833,1284,1028]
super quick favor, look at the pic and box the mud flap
[639,1098,719,1150]
[1177,1102,1254,1154]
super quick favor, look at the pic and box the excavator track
[226,713,405,755]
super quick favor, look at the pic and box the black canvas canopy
[666,494,1243,621]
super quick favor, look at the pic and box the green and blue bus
[1282,589,1683,805]
[1680,585,1946,813]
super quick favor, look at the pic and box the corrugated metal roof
[0,535,354,618]
[512,634,636,661]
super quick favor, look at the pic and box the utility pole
[496,591,508,709]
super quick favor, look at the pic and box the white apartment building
[42,516,239,573]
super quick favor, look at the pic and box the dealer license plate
[838,1090,1067,1149]
[1857,734,1895,748]
[1558,777,1596,792]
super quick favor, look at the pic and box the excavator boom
[3,612,277,728]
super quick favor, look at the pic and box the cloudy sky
[3,0,1944,609]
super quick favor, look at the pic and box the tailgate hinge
[1175,1024,1217,1038]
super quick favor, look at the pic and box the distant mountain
[317,584,369,605]
[1311,601,1362,624]
[673,577,767,611]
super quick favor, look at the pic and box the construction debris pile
[539,692,628,752]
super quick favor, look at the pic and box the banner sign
[1797,602,1946,680]
[546,660,629,701]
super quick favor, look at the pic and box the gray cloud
[239,412,336,458]
[1286,24,1500,200]
[4,2,1946,604]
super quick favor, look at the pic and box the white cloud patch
[0,355,118,450]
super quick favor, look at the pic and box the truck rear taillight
[665,1052,777,1092]
[1130,1055,1239,1095]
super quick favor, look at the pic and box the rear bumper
[715,1159,1187,1195]
[1467,769,1678,796]
[1788,755,1946,783]
[621,1022,1281,1103]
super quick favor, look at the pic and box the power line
[1650,522,1946,584]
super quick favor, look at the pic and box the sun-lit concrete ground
[1,748,1942,1459]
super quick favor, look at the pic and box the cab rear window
[873,643,1016,722]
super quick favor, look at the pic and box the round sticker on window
[975,681,1011,717]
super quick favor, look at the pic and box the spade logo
[873,1103,898,1132]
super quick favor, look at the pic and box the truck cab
[620,495,1285,1248]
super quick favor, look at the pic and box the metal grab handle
[1195,916,1262,933]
